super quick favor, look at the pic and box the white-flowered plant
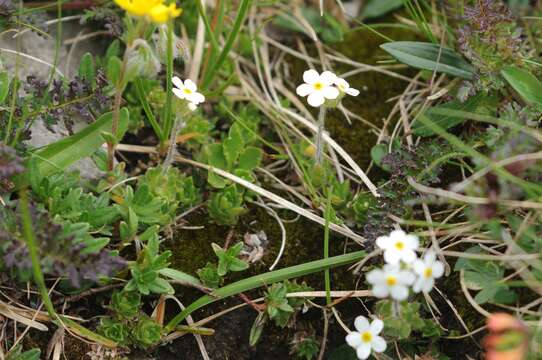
[172,77,205,111]
[412,251,445,294]
[335,77,360,97]
[376,229,419,265]
[345,316,387,360]
[366,264,415,301]
[296,69,340,107]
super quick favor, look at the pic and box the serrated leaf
[238,146,262,171]
[32,108,129,176]
[501,66,542,108]
[380,41,475,79]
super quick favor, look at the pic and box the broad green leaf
[501,66,542,108]
[165,251,366,332]
[223,126,244,168]
[206,144,229,188]
[32,108,129,176]
[0,72,10,104]
[238,146,262,171]
[361,0,403,19]
[159,268,202,286]
[78,52,95,87]
[412,94,492,136]
[380,41,475,79]
[370,144,389,171]
[107,56,123,87]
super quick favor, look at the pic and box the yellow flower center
[313,82,323,90]
[424,267,433,278]
[361,331,372,343]
[386,276,397,286]
[184,88,193,94]
[395,241,404,250]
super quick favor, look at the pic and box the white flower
[345,316,386,360]
[335,77,360,97]
[366,264,415,301]
[412,251,444,294]
[376,230,419,265]
[296,69,339,107]
[172,77,205,111]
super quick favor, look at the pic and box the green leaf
[361,0,403,19]
[223,125,244,168]
[370,144,390,171]
[165,251,366,332]
[238,146,262,171]
[412,94,492,136]
[159,268,202,286]
[107,56,123,87]
[501,66,542,108]
[380,41,475,79]
[147,277,175,294]
[32,108,129,176]
[78,52,95,87]
[0,72,10,105]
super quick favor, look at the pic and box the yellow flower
[114,0,182,24]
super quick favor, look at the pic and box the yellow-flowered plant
[114,0,182,24]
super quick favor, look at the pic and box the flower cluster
[346,316,386,360]
[367,230,444,301]
[172,77,205,111]
[114,0,181,24]
[296,69,359,107]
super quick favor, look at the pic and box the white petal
[187,92,205,104]
[424,251,437,264]
[389,230,406,241]
[412,278,423,293]
[346,332,362,348]
[413,260,425,275]
[366,269,385,284]
[383,249,401,265]
[398,270,416,285]
[172,87,186,100]
[188,102,197,111]
[432,261,445,278]
[371,336,387,353]
[296,83,313,97]
[405,234,419,250]
[307,92,325,107]
[303,69,319,84]
[423,278,435,293]
[356,343,371,360]
[335,77,349,88]
[370,319,384,335]
[323,86,339,100]
[346,87,360,96]
[372,285,389,298]
[172,76,183,89]
[184,79,198,91]
[390,285,409,301]
[401,249,417,264]
[375,236,390,250]
[320,71,337,85]
[354,316,370,333]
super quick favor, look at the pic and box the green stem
[315,106,327,164]
[162,20,174,144]
[202,0,252,89]
[19,189,58,320]
[164,251,366,333]
[135,78,164,142]
[323,191,332,306]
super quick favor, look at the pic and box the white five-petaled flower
[412,251,444,294]
[345,316,387,360]
[376,230,419,265]
[172,77,205,111]
[367,264,415,301]
[296,69,339,107]
[335,77,360,97]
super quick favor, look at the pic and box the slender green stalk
[315,106,327,164]
[135,78,164,142]
[164,251,366,332]
[323,191,332,306]
[19,189,58,320]
[202,0,252,89]
[196,0,220,52]
[162,20,175,145]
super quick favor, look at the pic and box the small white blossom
[412,251,444,293]
[335,77,360,97]
[376,230,419,265]
[296,69,339,107]
[367,264,415,301]
[345,316,386,360]
[172,77,205,111]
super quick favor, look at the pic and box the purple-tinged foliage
[0,143,24,185]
